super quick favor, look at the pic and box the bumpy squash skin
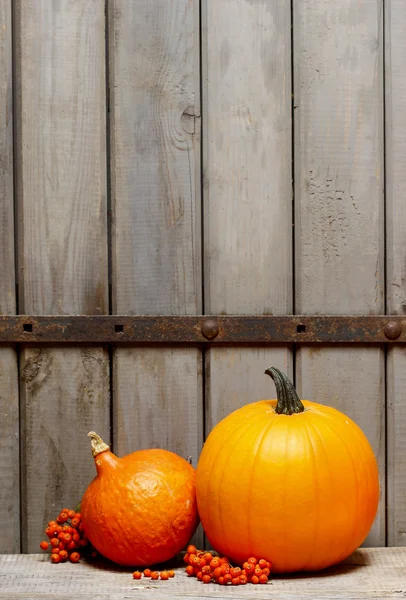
[196,398,380,574]
[81,447,199,567]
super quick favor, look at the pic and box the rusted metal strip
[0,315,404,344]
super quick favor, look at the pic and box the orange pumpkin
[196,367,379,573]
[81,432,199,566]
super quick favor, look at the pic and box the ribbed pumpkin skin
[196,400,379,573]
[81,448,199,566]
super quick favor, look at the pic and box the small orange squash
[81,433,199,566]
[196,367,380,573]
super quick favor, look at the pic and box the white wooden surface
[14,0,110,552]
[294,0,385,546]
[1,549,405,599]
[0,0,19,554]
[386,0,406,547]
[203,0,293,435]
[109,0,203,544]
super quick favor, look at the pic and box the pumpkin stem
[88,431,110,458]
[265,367,305,415]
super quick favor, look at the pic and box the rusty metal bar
[0,315,404,344]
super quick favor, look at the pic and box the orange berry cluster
[39,508,94,564]
[183,545,271,585]
[133,569,175,581]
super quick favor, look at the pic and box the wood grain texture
[0,0,15,314]
[203,0,292,316]
[110,0,201,315]
[203,1,292,441]
[109,0,202,545]
[206,348,293,433]
[114,347,202,464]
[14,0,110,551]
[294,0,385,546]
[0,0,19,553]
[1,549,406,599]
[385,0,406,547]
[0,348,19,554]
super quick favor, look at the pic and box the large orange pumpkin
[81,432,199,566]
[196,367,379,573]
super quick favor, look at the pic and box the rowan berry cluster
[183,545,271,585]
[39,508,94,564]
[133,569,175,580]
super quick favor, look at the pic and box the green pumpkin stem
[265,367,305,415]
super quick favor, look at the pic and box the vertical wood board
[203,0,292,435]
[294,0,385,546]
[14,0,110,551]
[385,0,406,546]
[109,0,203,545]
[0,0,19,553]
[110,0,201,316]
[203,0,292,317]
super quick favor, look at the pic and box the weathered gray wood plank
[109,0,202,545]
[206,348,293,433]
[294,0,385,546]
[203,0,292,443]
[0,0,19,554]
[0,549,405,599]
[14,0,110,551]
[386,0,406,547]
[203,0,292,316]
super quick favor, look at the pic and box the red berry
[251,575,259,584]
[259,574,268,584]
[258,558,268,569]
[202,552,213,562]
[202,574,212,584]
[133,571,142,579]
[187,545,197,554]
[167,570,175,578]
[230,567,242,577]
[51,553,61,564]
[39,541,49,550]
[59,550,68,561]
[143,569,152,577]
[69,552,81,563]
[185,565,194,576]
[150,572,159,580]
[247,557,257,565]
[239,575,248,585]
[160,571,169,580]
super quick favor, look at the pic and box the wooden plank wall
[0,0,405,552]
